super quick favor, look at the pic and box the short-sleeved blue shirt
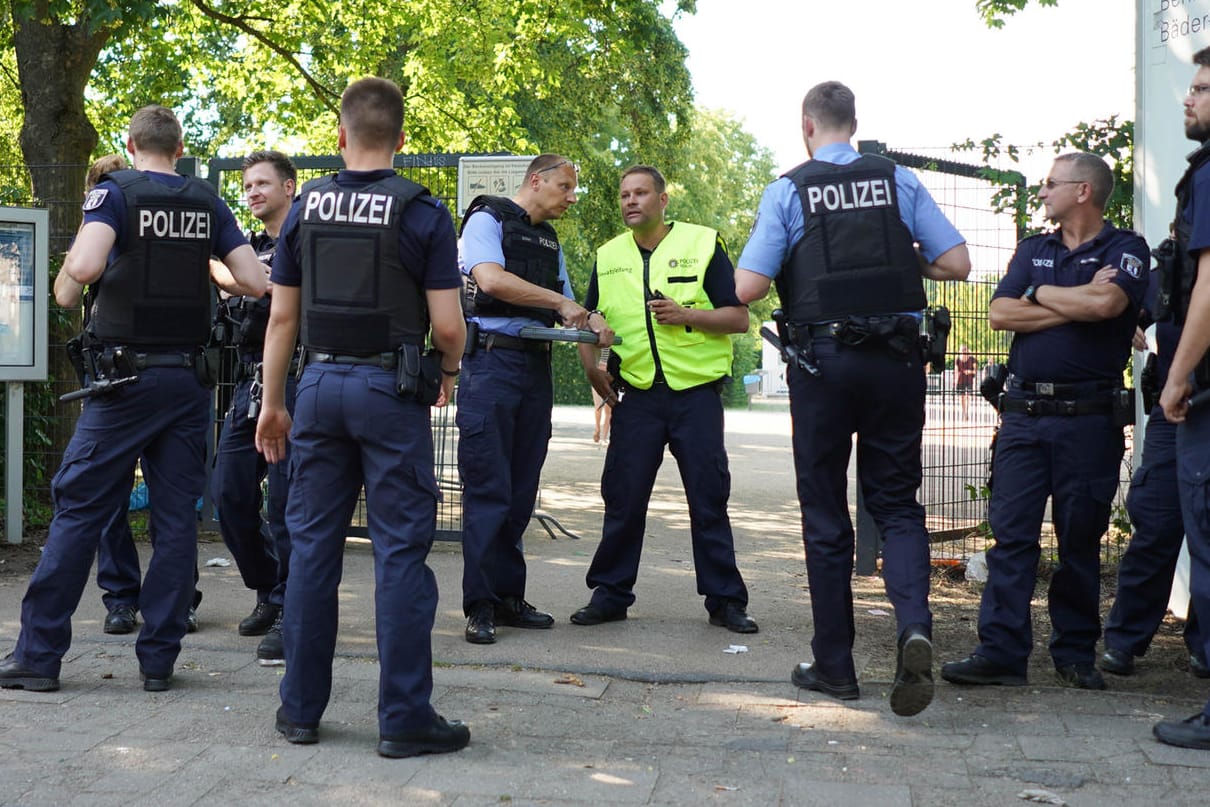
[271,169,461,292]
[993,223,1149,382]
[459,205,575,337]
[83,170,247,264]
[737,142,966,278]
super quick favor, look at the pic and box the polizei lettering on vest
[138,209,212,239]
[303,191,394,225]
[805,178,893,215]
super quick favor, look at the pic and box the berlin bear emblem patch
[1119,253,1143,278]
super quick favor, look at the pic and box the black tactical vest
[88,170,217,346]
[459,195,562,326]
[298,173,429,354]
[778,155,925,325]
[1165,141,1210,324]
[220,230,274,353]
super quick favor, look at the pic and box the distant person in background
[953,344,977,420]
[591,364,613,445]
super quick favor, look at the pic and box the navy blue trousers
[95,496,201,612]
[457,347,552,613]
[212,373,296,608]
[1105,408,1201,657]
[977,404,1123,673]
[1176,406,1210,718]
[584,381,748,613]
[788,338,932,681]
[279,364,440,735]
[14,368,209,678]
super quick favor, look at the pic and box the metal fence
[856,143,1134,566]
[3,150,1137,562]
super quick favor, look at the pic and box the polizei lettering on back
[805,178,893,215]
[138,209,212,239]
[303,190,395,225]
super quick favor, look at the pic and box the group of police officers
[4,60,1210,756]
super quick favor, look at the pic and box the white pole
[5,381,22,544]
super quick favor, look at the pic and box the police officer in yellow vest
[570,165,758,633]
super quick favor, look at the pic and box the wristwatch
[1024,285,1040,304]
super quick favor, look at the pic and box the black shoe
[104,604,138,635]
[275,706,318,744]
[708,600,759,634]
[1099,647,1135,676]
[239,602,281,637]
[257,617,284,666]
[569,602,628,626]
[494,596,554,629]
[185,607,198,634]
[140,669,172,692]
[0,654,59,692]
[1055,663,1106,690]
[1192,654,1210,679]
[940,654,1027,686]
[378,715,470,758]
[791,662,860,701]
[465,601,496,644]
[1155,712,1210,749]
[889,626,933,717]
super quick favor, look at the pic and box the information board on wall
[456,156,534,216]
[1136,0,1210,250]
[0,207,48,382]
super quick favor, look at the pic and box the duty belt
[998,396,1114,417]
[478,332,550,353]
[1006,375,1117,398]
[237,357,300,381]
[307,352,398,369]
[132,352,194,370]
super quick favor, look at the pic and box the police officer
[458,154,607,645]
[255,77,469,758]
[1154,46,1210,750]
[211,150,297,664]
[942,152,1147,692]
[734,82,970,717]
[570,165,756,633]
[1101,302,1205,678]
[0,105,266,692]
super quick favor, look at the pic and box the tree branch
[188,0,340,113]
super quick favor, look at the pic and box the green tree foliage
[954,116,1134,236]
[975,0,1059,28]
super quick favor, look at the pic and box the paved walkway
[2,406,1208,806]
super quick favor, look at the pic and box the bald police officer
[943,152,1147,692]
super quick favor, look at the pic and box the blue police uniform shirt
[992,223,1148,382]
[272,169,462,292]
[737,142,966,279]
[83,170,247,264]
[582,228,741,311]
[459,206,575,337]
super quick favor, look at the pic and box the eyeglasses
[1040,178,1085,190]
[536,160,579,176]
[1189,84,1210,97]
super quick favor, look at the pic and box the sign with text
[456,156,534,217]
[1136,0,1210,250]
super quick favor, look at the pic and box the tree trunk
[11,1,111,252]
[9,2,114,515]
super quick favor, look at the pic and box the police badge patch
[82,188,108,212]
[1119,253,1143,278]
